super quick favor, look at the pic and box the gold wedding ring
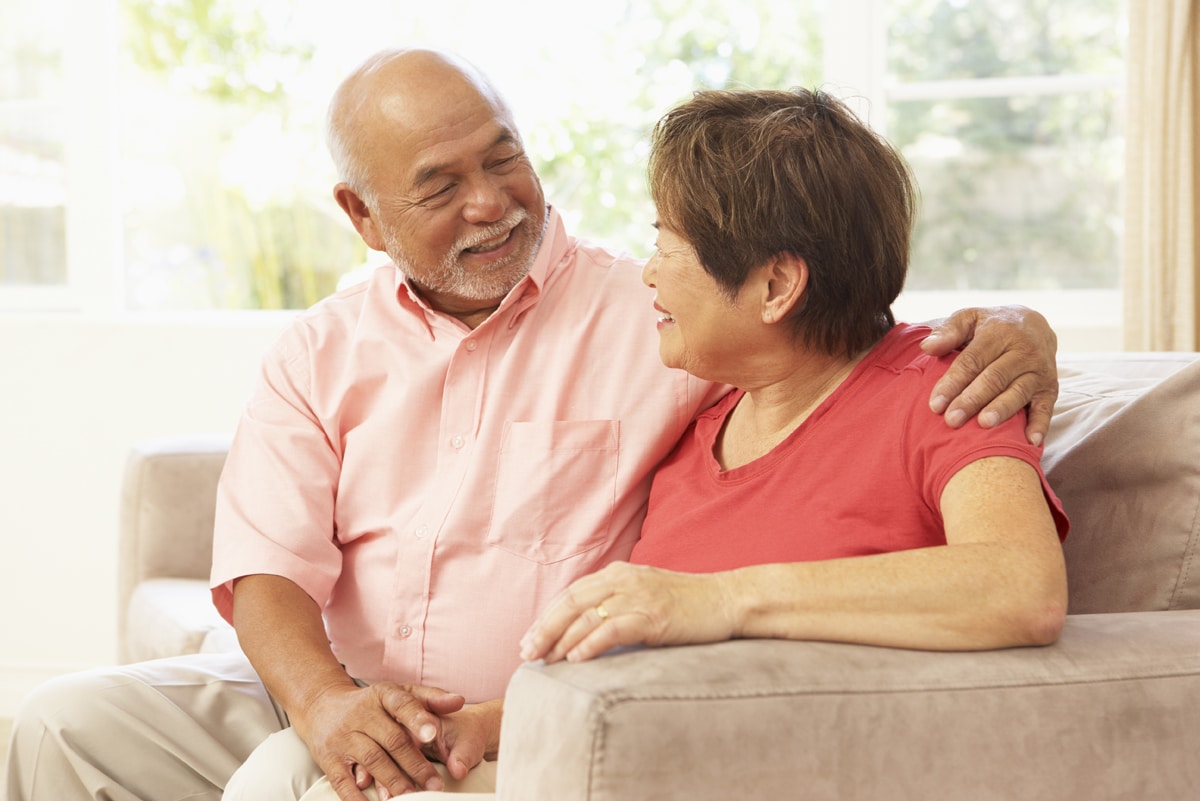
[595,603,610,621]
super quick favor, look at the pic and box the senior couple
[7,48,1066,801]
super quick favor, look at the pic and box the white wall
[0,299,1119,717]
[0,313,291,715]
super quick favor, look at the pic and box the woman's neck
[715,348,866,471]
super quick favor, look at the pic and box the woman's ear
[760,253,808,325]
[333,183,385,252]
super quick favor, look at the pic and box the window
[884,0,1125,294]
[1,1,118,312]
[3,0,1127,336]
[1,0,67,288]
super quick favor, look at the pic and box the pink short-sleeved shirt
[210,209,715,702]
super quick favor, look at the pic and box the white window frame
[825,0,1124,348]
[0,0,120,315]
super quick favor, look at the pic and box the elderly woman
[520,88,1069,665]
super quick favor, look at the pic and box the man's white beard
[386,207,541,302]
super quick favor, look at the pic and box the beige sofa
[119,353,1200,800]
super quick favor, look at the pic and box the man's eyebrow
[411,129,520,190]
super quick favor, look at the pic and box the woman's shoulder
[859,323,951,385]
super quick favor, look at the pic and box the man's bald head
[325,48,517,205]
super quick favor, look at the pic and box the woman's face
[641,225,759,382]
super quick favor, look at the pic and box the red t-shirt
[631,324,1069,573]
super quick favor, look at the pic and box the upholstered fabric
[118,435,231,662]
[499,613,1200,801]
[124,578,239,662]
[1044,358,1200,613]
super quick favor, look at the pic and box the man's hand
[921,305,1059,446]
[292,681,465,801]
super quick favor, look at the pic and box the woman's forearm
[717,538,1067,651]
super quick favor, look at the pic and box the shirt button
[414,525,428,539]
[464,340,478,352]
[450,434,465,449]
[399,625,413,638]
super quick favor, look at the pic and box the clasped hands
[294,681,499,801]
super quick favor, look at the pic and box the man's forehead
[378,94,409,122]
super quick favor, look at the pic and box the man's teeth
[465,231,511,253]
[659,314,675,323]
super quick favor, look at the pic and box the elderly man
[6,48,1060,801]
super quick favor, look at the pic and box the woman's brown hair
[648,88,916,357]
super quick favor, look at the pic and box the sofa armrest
[118,434,231,661]
[497,611,1200,801]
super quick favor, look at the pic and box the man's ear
[760,253,808,325]
[333,183,385,252]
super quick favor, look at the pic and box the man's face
[363,87,547,314]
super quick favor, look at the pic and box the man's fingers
[933,348,1011,425]
[1024,390,1056,446]
[325,763,374,801]
[376,684,456,745]
[921,308,982,357]
[407,684,466,717]
[945,370,1036,430]
[355,731,443,795]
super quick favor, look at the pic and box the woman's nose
[641,255,658,287]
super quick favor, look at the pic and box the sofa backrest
[1044,354,1200,614]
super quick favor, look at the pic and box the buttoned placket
[382,316,493,682]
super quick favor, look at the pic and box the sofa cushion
[124,578,237,662]
[1044,358,1200,614]
[499,616,1200,801]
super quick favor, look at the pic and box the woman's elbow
[1009,574,1068,646]
[1021,597,1067,646]
[1006,543,1069,647]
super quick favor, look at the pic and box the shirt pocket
[488,419,619,564]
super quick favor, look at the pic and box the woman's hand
[425,700,503,781]
[519,562,738,664]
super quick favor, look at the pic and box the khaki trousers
[6,651,303,801]
[6,651,497,801]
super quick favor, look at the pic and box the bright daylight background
[1,0,1125,714]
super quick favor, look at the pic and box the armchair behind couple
[120,351,1200,800]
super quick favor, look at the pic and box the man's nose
[462,175,506,224]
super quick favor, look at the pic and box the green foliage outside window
[887,0,1124,290]
[118,0,1123,310]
